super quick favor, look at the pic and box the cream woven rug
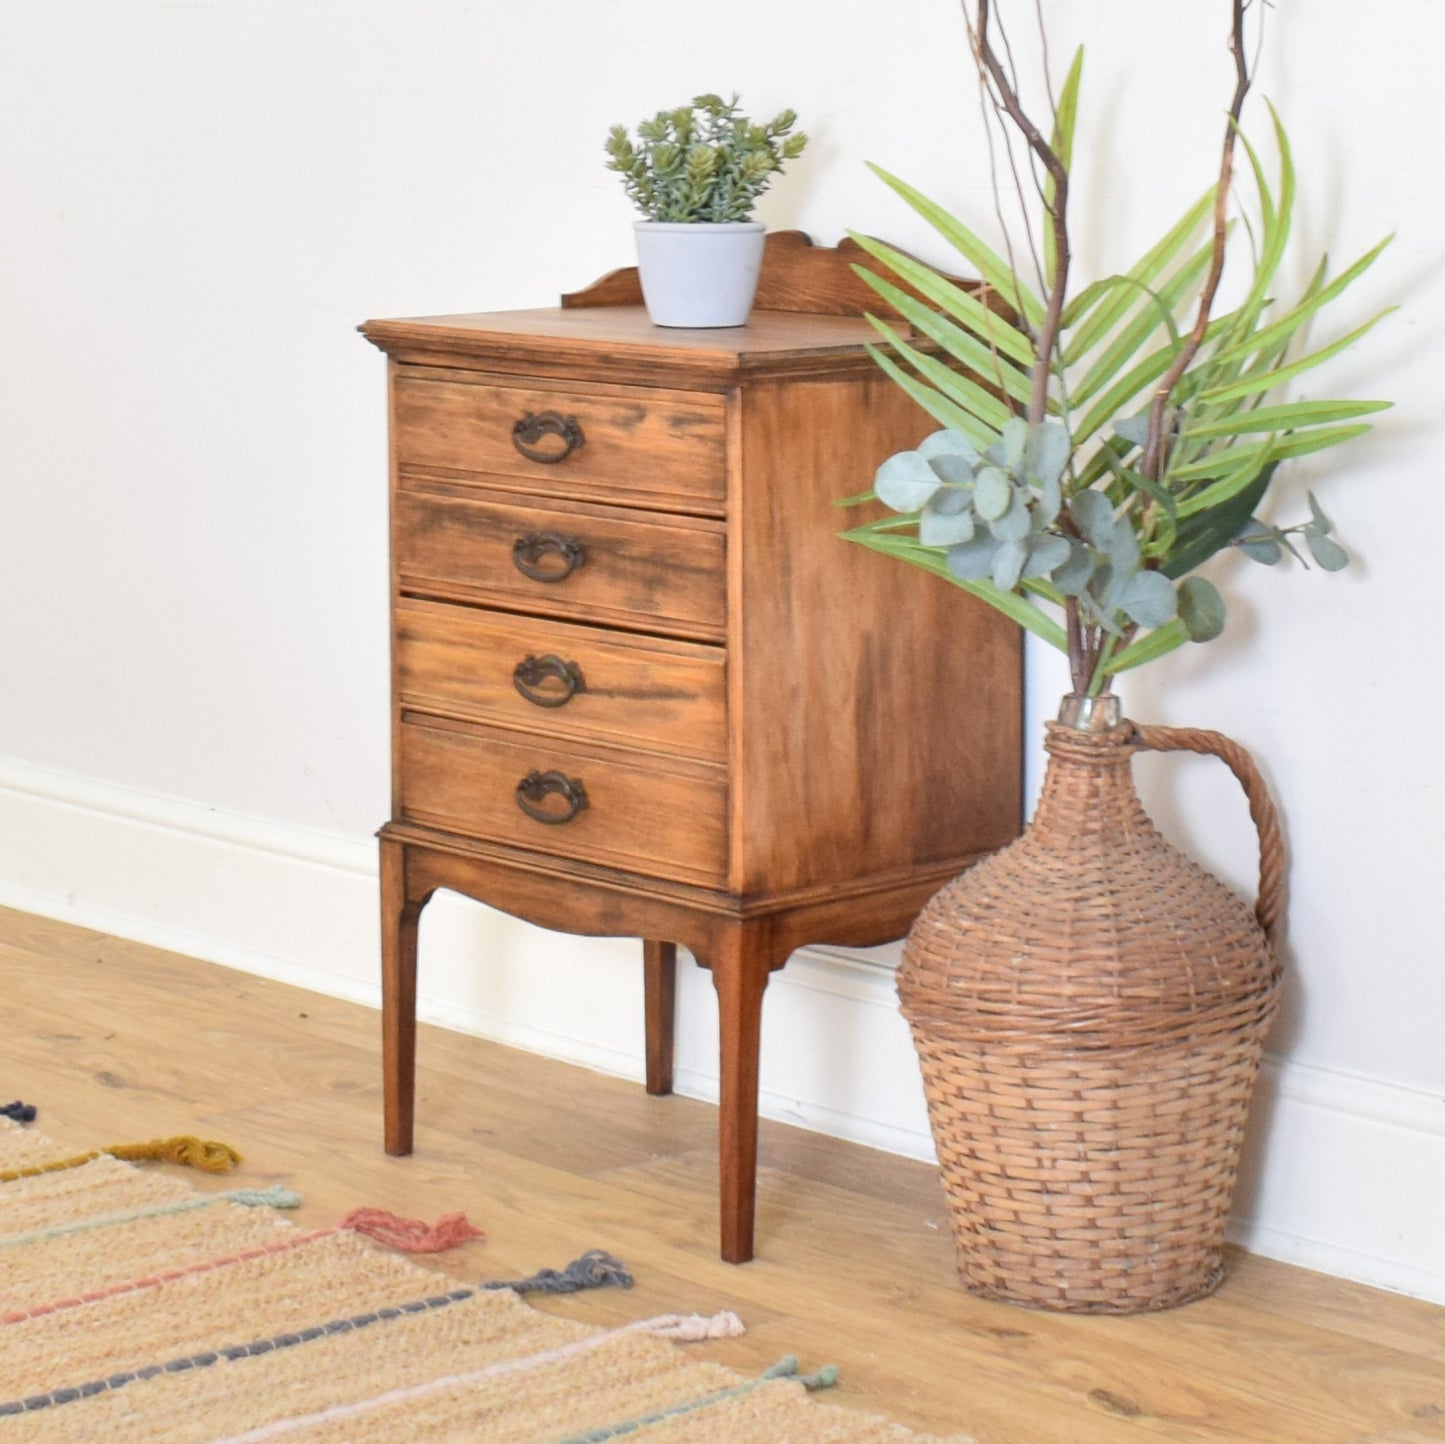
[0,1121,972,1442]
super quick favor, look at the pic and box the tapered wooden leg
[707,924,773,1263]
[642,940,677,1096]
[380,836,427,1157]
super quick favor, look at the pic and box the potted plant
[604,93,808,328]
[842,3,1393,1313]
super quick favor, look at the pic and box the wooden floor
[3,904,1442,1443]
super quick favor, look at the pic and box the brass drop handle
[512,531,585,582]
[513,654,586,708]
[515,769,589,825]
[512,411,585,464]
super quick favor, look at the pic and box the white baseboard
[0,753,1441,1305]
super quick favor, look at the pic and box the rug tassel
[644,1310,746,1342]
[338,1207,485,1253]
[760,1355,839,1391]
[1,1136,243,1184]
[0,1103,36,1124]
[106,1136,242,1173]
[483,1249,634,1295]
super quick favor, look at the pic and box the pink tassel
[338,1207,485,1253]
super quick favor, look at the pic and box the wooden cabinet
[362,233,1023,1263]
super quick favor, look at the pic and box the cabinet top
[359,232,974,386]
[359,305,905,385]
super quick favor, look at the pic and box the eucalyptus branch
[972,0,1070,425]
[1064,597,1088,693]
[1141,0,1252,481]
[849,1,1388,703]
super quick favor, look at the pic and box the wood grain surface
[6,907,1443,1443]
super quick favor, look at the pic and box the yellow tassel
[0,1136,241,1183]
[106,1137,242,1172]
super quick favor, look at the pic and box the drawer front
[398,716,727,887]
[394,485,726,640]
[393,368,727,515]
[395,599,727,762]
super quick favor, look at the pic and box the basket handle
[1131,723,1287,955]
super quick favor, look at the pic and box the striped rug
[0,1121,973,1442]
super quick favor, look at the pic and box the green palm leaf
[847,235,1036,366]
[862,341,1001,451]
[1061,188,1215,363]
[1043,47,1084,293]
[866,317,1016,433]
[866,163,1046,328]
[856,269,1034,409]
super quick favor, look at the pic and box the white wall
[2,2,1441,1303]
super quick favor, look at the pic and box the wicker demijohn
[899,702,1284,1314]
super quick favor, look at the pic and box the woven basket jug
[899,703,1284,1314]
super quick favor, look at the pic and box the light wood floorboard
[2,905,1442,1442]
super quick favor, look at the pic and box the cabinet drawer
[398,716,727,887]
[393,368,727,515]
[395,599,727,762]
[394,485,726,641]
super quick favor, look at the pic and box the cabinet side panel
[730,373,1023,899]
[387,357,405,820]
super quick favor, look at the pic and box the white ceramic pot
[633,221,767,328]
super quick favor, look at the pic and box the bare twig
[966,16,1042,345]
[972,0,1070,426]
[1033,0,1057,123]
[1140,0,1252,481]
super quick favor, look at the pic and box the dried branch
[1140,0,1253,481]
[971,0,1070,426]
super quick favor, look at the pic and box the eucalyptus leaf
[1024,421,1070,487]
[1305,529,1350,571]
[946,532,1001,581]
[1023,533,1072,579]
[1237,521,1284,565]
[918,429,981,464]
[1113,414,1151,448]
[1051,540,1097,596]
[1037,471,1063,525]
[927,484,973,516]
[1307,490,1333,535]
[992,538,1029,591]
[1069,489,1117,549]
[973,467,1012,521]
[1177,575,1226,641]
[1105,515,1142,574]
[919,494,977,547]
[928,452,977,486]
[1000,417,1028,470]
[874,450,941,512]
[1117,569,1178,628]
[990,490,1034,543]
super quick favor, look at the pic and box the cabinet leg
[707,925,773,1264]
[642,940,677,1097]
[380,837,427,1157]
